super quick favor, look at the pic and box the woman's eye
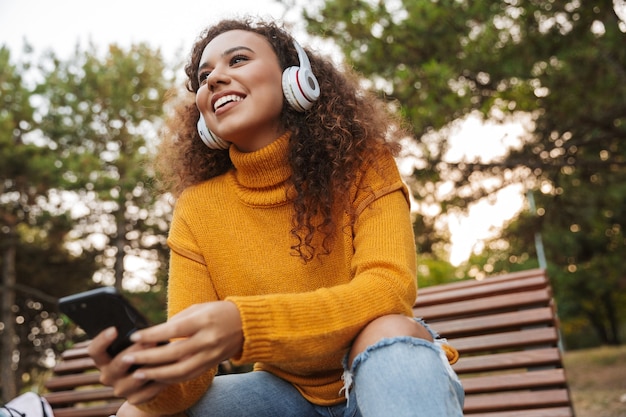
[198,71,211,85]
[230,55,249,66]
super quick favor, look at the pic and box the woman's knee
[348,315,433,367]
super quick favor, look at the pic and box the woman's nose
[207,66,230,91]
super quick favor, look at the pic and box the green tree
[36,43,174,291]
[300,0,626,344]
[0,45,98,400]
[0,42,176,399]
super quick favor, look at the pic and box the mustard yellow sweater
[141,133,419,413]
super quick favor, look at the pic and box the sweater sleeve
[228,160,418,365]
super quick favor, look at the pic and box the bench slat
[432,307,556,338]
[415,289,552,321]
[53,357,97,375]
[464,389,571,413]
[453,347,562,374]
[461,369,567,393]
[60,345,90,360]
[417,269,548,296]
[45,387,117,405]
[416,275,548,306]
[465,406,574,417]
[45,372,101,391]
[450,327,558,354]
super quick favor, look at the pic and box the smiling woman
[84,18,465,417]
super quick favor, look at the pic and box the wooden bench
[44,268,574,416]
[414,268,574,416]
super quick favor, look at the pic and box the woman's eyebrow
[222,46,254,56]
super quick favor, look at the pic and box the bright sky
[0,0,296,61]
[0,0,526,266]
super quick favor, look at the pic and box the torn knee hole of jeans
[340,337,439,403]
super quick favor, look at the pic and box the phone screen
[59,287,151,357]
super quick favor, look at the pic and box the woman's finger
[87,326,117,366]
[123,333,226,383]
[129,308,196,344]
[130,301,239,345]
[121,340,183,367]
[131,349,218,384]
[98,341,151,386]
[123,380,168,406]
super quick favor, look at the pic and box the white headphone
[197,39,320,149]
[197,114,230,150]
[282,40,320,112]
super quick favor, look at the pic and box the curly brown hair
[155,18,405,261]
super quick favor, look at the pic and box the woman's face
[196,30,285,152]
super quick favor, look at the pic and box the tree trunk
[114,212,126,292]
[1,226,18,402]
[603,292,621,345]
[585,308,609,345]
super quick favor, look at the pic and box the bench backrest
[414,268,575,416]
[44,268,574,417]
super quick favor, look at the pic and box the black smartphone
[58,287,153,357]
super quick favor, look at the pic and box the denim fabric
[347,337,464,416]
[186,371,359,417]
[187,320,464,417]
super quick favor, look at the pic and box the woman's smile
[213,94,245,113]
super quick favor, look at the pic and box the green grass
[564,345,626,417]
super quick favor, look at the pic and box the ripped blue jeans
[187,319,464,417]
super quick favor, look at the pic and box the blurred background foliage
[0,0,624,401]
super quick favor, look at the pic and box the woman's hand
[120,301,243,385]
[87,327,167,405]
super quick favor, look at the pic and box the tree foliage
[300,0,626,345]
[36,42,174,291]
[0,44,82,401]
[0,42,175,399]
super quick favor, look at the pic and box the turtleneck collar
[226,132,293,206]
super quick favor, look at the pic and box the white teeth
[214,94,243,111]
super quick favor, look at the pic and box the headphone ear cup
[282,67,306,112]
[197,114,230,150]
[282,41,320,112]
[296,65,320,104]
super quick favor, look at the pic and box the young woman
[88,18,464,417]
